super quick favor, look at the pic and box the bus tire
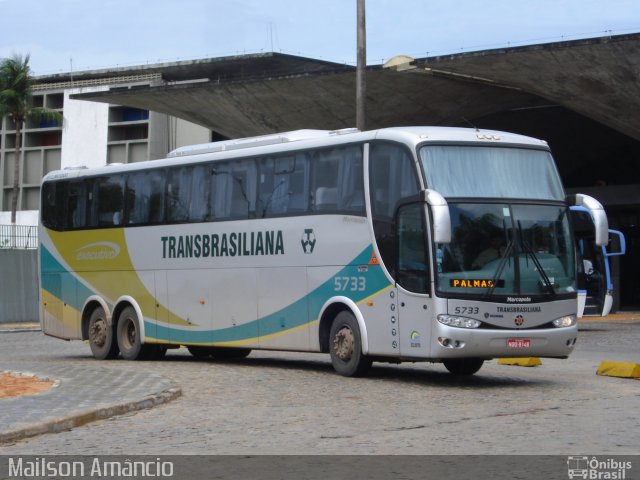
[88,306,119,360]
[329,311,372,377]
[442,358,484,376]
[210,347,251,360]
[116,306,149,360]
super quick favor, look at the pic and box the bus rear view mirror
[422,189,451,244]
[605,229,626,257]
[567,194,609,246]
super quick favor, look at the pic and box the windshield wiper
[517,220,557,297]
[483,238,514,300]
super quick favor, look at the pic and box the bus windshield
[434,203,576,298]
[420,144,574,298]
[420,145,564,200]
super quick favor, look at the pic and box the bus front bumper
[432,323,578,359]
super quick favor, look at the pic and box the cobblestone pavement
[0,319,638,455]
[0,330,180,443]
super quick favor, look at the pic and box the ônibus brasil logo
[567,456,632,479]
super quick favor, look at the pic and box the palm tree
[0,54,62,224]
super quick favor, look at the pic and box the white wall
[0,210,38,226]
[176,117,211,149]
[61,86,110,169]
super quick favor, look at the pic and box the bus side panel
[257,267,310,351]
[40,236,83,340]
[164,268,260,348]
[352,280,399,357]
[137,270,156,342]
[307,262,397,356]
[41,272,64,338]
[149,270,169,343]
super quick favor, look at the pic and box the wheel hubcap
[89,319,107,347]
[333,326,354,361]
[124,319,136,349]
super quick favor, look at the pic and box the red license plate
[507,338,531,348]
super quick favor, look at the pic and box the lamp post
[356,0,366,131]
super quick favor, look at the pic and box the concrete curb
[498,357,542,367]
[0,385,181,444]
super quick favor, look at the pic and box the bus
[39,127,609,376]
[571,206,626,317]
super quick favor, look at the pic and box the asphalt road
[0,319,638,456]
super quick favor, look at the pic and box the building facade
[0,73,211,225]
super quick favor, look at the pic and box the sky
[1,0,639,76]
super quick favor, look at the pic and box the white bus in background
[39,127,609,377]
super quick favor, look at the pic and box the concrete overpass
[62,33,640,140]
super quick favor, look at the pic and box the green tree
[0,54,62,224]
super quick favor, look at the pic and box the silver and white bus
[39,127,609,376]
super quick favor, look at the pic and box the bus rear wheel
[116,306,153,360]
[88,306,119,360]
[329,311,372,377]
[442,358,484,375]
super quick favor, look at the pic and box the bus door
[395,203,433,357]
[571,207,626,316]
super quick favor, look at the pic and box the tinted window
[258,153,310,217]
[211,159,257,219]
[126,170,165,225]
[90,176,124,227]
[369,142,420,274]
[311,145,364,215]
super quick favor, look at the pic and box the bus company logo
[410,331,421,348]
[76,242,120,261]
[567,456,632,479]
[301,229,316,254]
[514,315,525,326]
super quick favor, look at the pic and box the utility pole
[356,0,366,131]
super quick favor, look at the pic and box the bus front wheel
[329,311,372,377]
[442,358,484,375]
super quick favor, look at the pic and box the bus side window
[258,153,310,217]
[189,165,209,222]
[337,146,365,213]
[213,160,257,220]
[311,145,364,215]
[67,181,87,230]
[369,142,421,275]
[41,181,64,230]
[126,170,165,225]
[397,203,429,294]
[288,153,311,212]
[90,176,124,228]
[166,167,191,223]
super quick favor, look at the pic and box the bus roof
[42,126,550,182]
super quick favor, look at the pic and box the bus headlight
[437,314,481,329]
[552,315,576,328]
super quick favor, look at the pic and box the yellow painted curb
[498,357,542,367]
[596,361,640,378]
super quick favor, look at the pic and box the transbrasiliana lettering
[161,230,284,259]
